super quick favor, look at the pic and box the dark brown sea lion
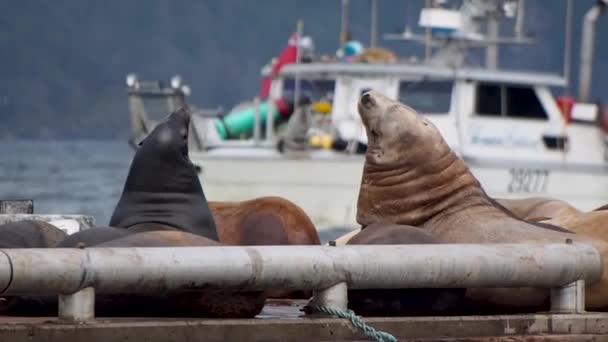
[355,90,608,312]
[109,107,218,241]
[346,222,466,316]
[209,196,321,299]
[90,230,265,318]
[209,196,321,246]
[53,108,265,318]
[0,220,69,315]
[0,220,68,248]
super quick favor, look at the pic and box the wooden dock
[1,301,608,341]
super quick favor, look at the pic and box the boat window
[398,80,452,114]
[476,84,502,116]
[505,86,547,119]
[282,79,335,102]
[475,83,547,120]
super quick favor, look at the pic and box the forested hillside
[0,0,606,139]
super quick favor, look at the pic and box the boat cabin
[271,62,607,168]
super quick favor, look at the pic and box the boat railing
[0,242,598,322]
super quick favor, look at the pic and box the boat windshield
[398,79,453,114]
[282,78,335,103]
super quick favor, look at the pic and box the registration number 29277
[507,169,550,193]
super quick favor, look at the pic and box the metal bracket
[550,280,585,313]
[58,287,95,322]
[310,282,348,311]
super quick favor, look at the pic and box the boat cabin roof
[278,63,566,87]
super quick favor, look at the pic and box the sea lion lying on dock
[0,220,68,248]
[354,90,608,312]
[210,196,320,246]
[346,222,466,316]
[495,197,582,222]
[210,196,321,299]
[496,197,608,242]
[541,210,608,242]
[0,220,68,315]
[331,195,582,246]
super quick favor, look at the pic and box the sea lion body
[0,220,69,315]
[109,108,218,241]
[495,197,581,222]
[93,230,265,318]
[346,222,465,316]
[0,220,68,248]
[541,211,608,242]
[210,196,320,246]
[496,197,608,243]
[210,196,320,299]
[56,226,132,248]
[54,108,264,318]
[355,90,608,312]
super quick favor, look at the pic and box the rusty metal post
[551,280,585,313]
[58,287,95,322]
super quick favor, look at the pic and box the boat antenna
[424,0,432,62]
[340,0,350,45]
[578,0,607,103]
[562,0,573,96]
[514,0,525,40]
[294,20,304,108]
[370,0,378,47]
[485,9,499,69]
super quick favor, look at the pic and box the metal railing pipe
[0,243,601,296]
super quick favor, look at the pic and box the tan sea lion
[541,211,608,242]
[345,222,466,316]
[355,90,608,312]
[495,197,608,243]
[495,197,581,222]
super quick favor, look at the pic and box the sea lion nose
[360,92,374,108]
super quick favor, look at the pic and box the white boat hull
[192,149,608,231]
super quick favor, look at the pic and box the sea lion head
[138,107,191,163]
[109,107,219,241]
[358,90,448,168]
[356,91,481,227]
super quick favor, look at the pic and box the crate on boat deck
[0,200,94,235]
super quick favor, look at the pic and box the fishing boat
[125,0,608,231]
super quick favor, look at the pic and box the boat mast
[340,0,350,45]
[562,0,573,96]
[577,0,607,103]
[370,0,378,48]
[485,11,499,69]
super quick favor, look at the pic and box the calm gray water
[0,140,344,243]
[0,140,133,225]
